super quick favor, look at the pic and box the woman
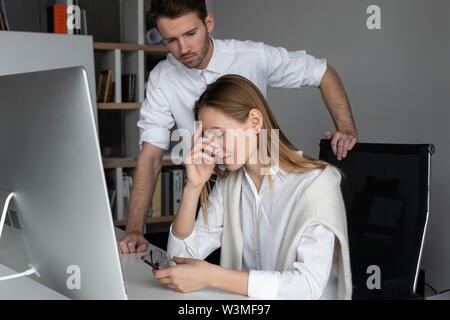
[152,74,352,299]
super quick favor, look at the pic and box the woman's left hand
[152,256,212,293]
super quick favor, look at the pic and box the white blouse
[167,166,338,299]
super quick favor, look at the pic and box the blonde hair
[194,74,335,225]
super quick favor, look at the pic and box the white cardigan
[220,165,353,300]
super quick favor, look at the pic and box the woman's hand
[184,123,220,190]
[152,257,212,293]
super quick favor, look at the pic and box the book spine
[0,0,9,31]
[53,5,67,34]
[0,7,4,31]
[151,173,162,217]
[81,9,87,35]
[161,171,171,216]
[103,70,112,103]
[172,169,183,215]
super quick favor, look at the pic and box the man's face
[157,12,214,69]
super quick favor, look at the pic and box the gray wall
[3,0,121,42]
[210,0,450,293]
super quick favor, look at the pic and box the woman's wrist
[206,262,219,288]
[206,263,249,296]
[185,181,204,193]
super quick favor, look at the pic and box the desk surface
[0,228,249,300]
[115,227,249,300]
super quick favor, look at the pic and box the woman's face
[198,106,262,171]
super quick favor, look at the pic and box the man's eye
[188,32,196,36]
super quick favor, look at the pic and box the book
[107,81,115,103]
[0,7,4,31]
[161,171,172,216]
[151,173,162,218]
[66,0,74,35]
[122,74,136,102]
[166,167,184,215]
[0,0,9,31]
[96,72,104,101]
[52,5,67,34]
[103,70,112,103]
[80,9,87,35]
[97,70,112,103]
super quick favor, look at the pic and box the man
[117,0,357,254]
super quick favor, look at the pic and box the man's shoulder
[215,38,266,54]
[148,55,178,84]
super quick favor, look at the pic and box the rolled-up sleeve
[248,224,335,300]
[263,43,328,88]
[167,178,225,260]
[137,72,175,151]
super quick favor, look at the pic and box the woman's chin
[225,163,244,171]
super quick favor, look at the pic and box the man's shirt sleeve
[137,71,175,151]
[262,43,328,88]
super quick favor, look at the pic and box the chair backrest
[319,139,434,299]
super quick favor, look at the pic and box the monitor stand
[0,190,39,281]
[0,190,14,240]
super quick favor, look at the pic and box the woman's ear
[248,109,263,134]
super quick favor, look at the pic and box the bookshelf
[114,215,175,227]
[97,102,141,110]
[93,0,175,230]
[94,42,167,53]
[103,159,179,169]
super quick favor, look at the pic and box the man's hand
[152,256,212,293]
[325,131,357,161]
[117,232,148,254]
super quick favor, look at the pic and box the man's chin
[181,58,203,69]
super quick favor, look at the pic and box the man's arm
[319,64,358,160]
[117,142,164,254]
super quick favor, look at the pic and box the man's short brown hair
[150,0,208,22]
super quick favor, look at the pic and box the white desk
[115,227,249,300]
[0,227,249,300]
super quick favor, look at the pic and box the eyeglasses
[140,248,169,270]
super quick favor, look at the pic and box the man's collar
[167,37,222,76]
[203,37,222,74]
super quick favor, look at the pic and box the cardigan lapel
[220,168,245,270]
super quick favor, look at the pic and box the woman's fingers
[192,123,203,145]
[193,150,215,165]
[158,277,173,285]
[194,136,220,153]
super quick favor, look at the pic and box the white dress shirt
[167,164,339,300]
[138,37,327,150]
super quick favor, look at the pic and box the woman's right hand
[184,123,219,190]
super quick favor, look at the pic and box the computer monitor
[319,139,433,299]
[0,67,127,299]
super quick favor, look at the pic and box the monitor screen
[0,67,127,299]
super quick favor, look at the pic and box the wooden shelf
[162,160,181,166]
[103,159,179,169]
[94,42,168,54]
[103,160,137,169]
[114,215,175,227]
[98,102,141,110]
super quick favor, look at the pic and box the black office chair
[319,139,434,299]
